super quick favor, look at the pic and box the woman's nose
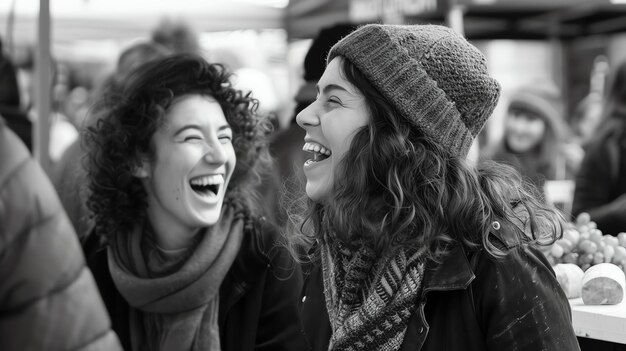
[296,102,319,128]
[203,139,228,164]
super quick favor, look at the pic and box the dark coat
[52,139,91,242]
[0,107,32,151]
[572,119,626,235]
[0,122,121,350]
[301,220,580,351]
[89,218,308,351]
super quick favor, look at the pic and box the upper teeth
[190,174,224,186]
[303,142,331,156]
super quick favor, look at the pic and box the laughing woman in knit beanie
[290,24,580,351]
[84,54,307,351]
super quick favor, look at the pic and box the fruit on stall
[541,212,626,304]
[543,212,626,274]
[553,263,584,299]
[581,263,626,305]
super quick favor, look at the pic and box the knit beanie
[327,24,501,157]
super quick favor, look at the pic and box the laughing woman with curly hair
[292,24,580,351]
[85,53,306,351]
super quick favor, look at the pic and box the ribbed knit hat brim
[328,24,501,158]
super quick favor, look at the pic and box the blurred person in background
[570,92,604,148]
[53,40,171,253]
[18,51,79,164]
[114,41,173,79]
[292,24,579,351]
[210,47,281,131]
[0,37,32,151]
[151,17,200,54]
[0,120,122,350]
[573,60,626,236]
[482,83,584,190]
[85,54,306,351]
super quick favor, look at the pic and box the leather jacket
[301,219,581,351]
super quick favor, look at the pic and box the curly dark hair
[85,53,273,238]
[287,58,564,263]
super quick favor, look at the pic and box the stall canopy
[285,0,350,39]
[285,0,626,40]
[6,0,626,42]
[402,0,626,40]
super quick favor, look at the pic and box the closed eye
[218,129,233,142]
[327,96,342,105]
[184,135,203,142]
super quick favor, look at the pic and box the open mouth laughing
[189,174,224,197]
[303,141,331,164]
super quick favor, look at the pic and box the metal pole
[446,0,465,36]
[35,0,52,174]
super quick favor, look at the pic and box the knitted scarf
[108,205,244,351]
[321,239,425,351]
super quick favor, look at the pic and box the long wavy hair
[287,58,564,263]
[85,53,273,238]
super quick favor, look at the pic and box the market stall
[571,299,626,344]
[545,213,626,348]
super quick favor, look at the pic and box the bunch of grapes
[543,212,626,273]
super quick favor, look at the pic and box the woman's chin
[189,210,222,228]
[305,188,327,204]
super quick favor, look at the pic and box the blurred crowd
[1,18,626,350]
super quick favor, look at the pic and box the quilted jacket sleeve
[0,123,122,350]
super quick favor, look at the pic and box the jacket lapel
[400,244,477,351]
[422,244,476,295]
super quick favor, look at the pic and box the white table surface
[570,298,626,344]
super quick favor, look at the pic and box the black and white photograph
[2,0,626,350]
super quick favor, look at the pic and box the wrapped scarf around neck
[108,205,244,351]
[321,237,426,351]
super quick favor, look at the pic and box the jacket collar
[420,214,526,296]
[422,244,476,295]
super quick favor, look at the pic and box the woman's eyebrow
[173,124,231,136]
[173,124,202,136]
[317,83,350,95]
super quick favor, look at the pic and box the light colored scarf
[321,239,425,351]
[108,205,244,351]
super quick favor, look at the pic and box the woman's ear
[132,157,150,179]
